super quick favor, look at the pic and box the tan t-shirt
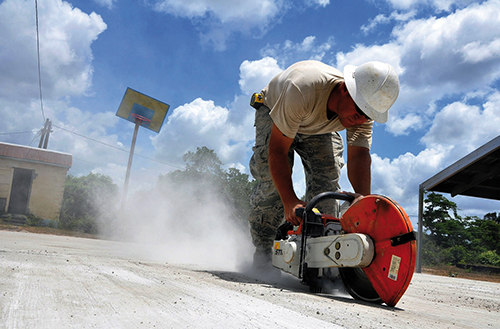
[262,60,373,149]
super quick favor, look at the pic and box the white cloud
[361,10,417,34]
[394,0,500,90]
[386,0,479,11]
[151,97,255,170]
[171,98,229,134]
[335,43,402,73]
[0,0,107,139]
[93,0,116,9]
[336,0,500,131]
[461,39,500,64]
[261,36,335,67]
[421,92,500,152]
[386,113,423,136]
[238,57,282,95]
[154,0,282,23]
[153,0,286,50]
[305,0,330,7]
[151,57,284,173]
[0,0,107,102]
[0,0,107,137]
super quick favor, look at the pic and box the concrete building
[0,142,72,221]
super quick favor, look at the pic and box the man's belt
[250,93,264,110]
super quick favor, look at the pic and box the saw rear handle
[295,192,355,218]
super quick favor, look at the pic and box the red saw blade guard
[340,195,416,307]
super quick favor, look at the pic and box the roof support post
[416,185,424,273]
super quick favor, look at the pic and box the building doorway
[8,168,34,215]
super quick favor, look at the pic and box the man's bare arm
[347,145,371,195]
[268,123,305,225]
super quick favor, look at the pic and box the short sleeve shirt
[261,60,373,149]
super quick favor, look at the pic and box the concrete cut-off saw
[272,192,416,307]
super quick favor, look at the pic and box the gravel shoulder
[1,230,499,328]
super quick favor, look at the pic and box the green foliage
[26,213,43,227]
[423,192,460,241]
[483,212,500,224]
[59,173,118,234]
[477,250,500,267]
[422,192,500,268]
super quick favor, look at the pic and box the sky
[1,0,499,225]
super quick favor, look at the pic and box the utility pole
[38,118,52,149]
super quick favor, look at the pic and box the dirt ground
[1,229,499,329]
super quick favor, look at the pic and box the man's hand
[339,191,364,204]
[284,200,307,226]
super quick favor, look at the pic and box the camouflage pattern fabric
[248,105,345,255]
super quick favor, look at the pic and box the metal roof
[420,135,500,200]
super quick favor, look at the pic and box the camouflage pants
[248,105,345,254]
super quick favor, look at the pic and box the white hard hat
[343,61,400,124]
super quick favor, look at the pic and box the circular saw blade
[339,267,382,303]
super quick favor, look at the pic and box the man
[248,60,399,268]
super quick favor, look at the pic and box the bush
[477,250,500,267]
[59,173,118,235]
[58,214,98,234]
[441,245,468,265]
[26,213,43,227]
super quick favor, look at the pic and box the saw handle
[295,192,355,217]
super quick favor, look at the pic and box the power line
[53,124,126,152]
[0,131,36,136]
[34,0,45,122]
[52,124,183,170]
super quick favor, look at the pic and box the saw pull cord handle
[297,192,355,280]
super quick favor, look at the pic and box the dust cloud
[103,179,255,272]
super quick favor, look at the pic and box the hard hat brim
[343,64,389,124]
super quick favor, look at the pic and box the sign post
[116,88,170,210]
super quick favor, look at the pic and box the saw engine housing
[271,193,416,307]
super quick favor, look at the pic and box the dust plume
[102,178,255,272]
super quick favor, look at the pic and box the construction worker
[248,60,400,269]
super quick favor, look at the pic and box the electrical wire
[35,0,45,122]
[52,124,183,169]
[0,131,36,135]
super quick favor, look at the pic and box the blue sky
[1,0,499,223]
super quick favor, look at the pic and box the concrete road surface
[1,230,499,328]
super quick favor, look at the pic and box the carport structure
[416,135,500,272]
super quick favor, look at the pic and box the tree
[157,147,255,226]
[224,167,258,225]
[468,217,500,253]
[422,192,500,267]
[423,192,465,247]
[183,146,224,176]
[484,212,500,224]
[60,173,119,234]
